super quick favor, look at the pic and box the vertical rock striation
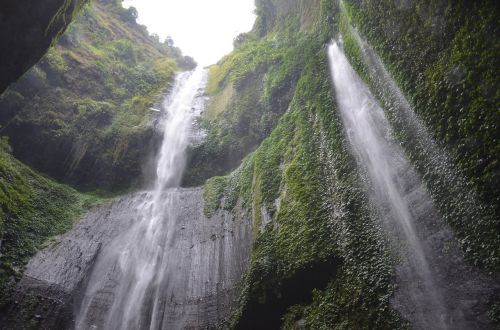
[0,188,252,329]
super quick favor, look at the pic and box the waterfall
[76,68,207,330]
[0,64,251,330]
[344,22,497,241]
[327,41,453,329]
[327,36,500,329]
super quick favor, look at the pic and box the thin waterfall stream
[76,68,206,329]
[327,41,497,330]
[328,41,448,329]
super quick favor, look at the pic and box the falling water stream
[328,42,461,329]
[327,33,500,329]
[76,68,206,330]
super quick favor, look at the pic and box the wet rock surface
[0,0,86,94]
[0,188,252,329]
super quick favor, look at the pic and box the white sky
[123,0,256,65]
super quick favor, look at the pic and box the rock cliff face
[0,0,193,315]
[0,0,87,94]
[0,188,252,329]
[189,0,500,328]
[0,0,195,191]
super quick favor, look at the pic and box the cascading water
[327,41,449,329]
[327,41,498,329]
[0,64,251,329]
[76,68,206,330]
[341,17,497,237]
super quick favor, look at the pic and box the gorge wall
[187,0,499,328]
[0,0,195,191]
[0,0,498,329]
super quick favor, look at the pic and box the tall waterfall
[327,41,451,329]
[76,68,207,330]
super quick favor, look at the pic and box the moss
[203,176,227,218]
[303,267,406,330]
[489,302,500,325]
[0,143,102,309]
[198,2,404,328]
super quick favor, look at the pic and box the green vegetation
[199,0,499,328]
[184,0,325,186]
[200,0,404,328]
[203,176,226,218]
[0,0,195,191]
[0,140,101,309]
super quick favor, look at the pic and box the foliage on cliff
[0,0,195,191]
[201,0,499,328]
[0,139,99,309]
[341,0,499,211]
[183,0,323,186]
[201,0,404,328]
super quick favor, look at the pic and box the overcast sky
[123,0,256,65]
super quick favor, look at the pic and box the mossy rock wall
[0,139,100,311]
[339,0,499,271]
[340,0,499,221]
[0,0,195,191]
[199,1,403,328]
[198,0,499,328]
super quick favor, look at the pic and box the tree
[120,6,138,24]
[165,36,174,47]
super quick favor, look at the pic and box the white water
[76,68,206,330]
[327,42,453,329]
[345,22,496,240]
